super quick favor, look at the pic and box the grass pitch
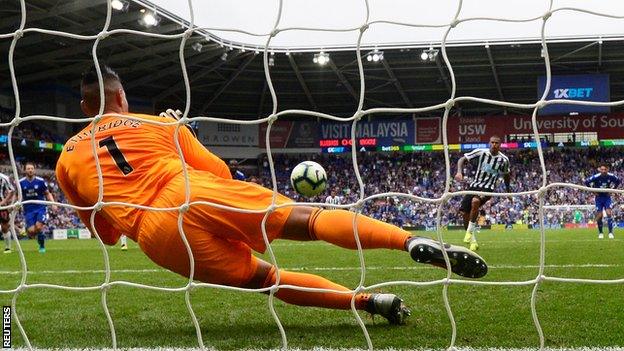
[0,228,622,350]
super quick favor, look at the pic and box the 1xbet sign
[553,87,594,99]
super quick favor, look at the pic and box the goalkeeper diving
[55,64,488,325]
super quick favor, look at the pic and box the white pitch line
[5,237,616,252]
[0,268,166,275]
[9,347,624,351]
[270,238,622,246]
[289,263,620,271]
[0,263,618,275]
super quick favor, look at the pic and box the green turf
[0,228,622,349]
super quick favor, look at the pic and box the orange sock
[264,266,371,310]
[308,209,410,251]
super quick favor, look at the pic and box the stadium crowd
[0,146,622,236]
[257,147,624,229]
[1,107,62,143]
[0,169,85,236]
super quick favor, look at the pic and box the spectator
[2,146,622,231]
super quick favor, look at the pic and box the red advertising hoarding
[259,120,318,148]
[446,113,624,143]
[415,117,441,144]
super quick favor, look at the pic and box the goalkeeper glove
[159,108,197,138]
[159,108,183,120]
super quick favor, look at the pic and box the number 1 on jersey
[99,135,133,175]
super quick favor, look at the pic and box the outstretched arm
[176,125,232,179]
[158,110,232,179]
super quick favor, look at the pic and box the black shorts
[460,187,493,213]
[0,210,9,224]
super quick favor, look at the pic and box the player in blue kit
[584,163,621,239]
[19,162,56,253]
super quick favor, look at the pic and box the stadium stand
[0,145,622,237]
[257,147,624,229]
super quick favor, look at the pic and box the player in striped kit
[55,64,489,326]
[0,173,16,253]
[455,136,511,251]
[324,189,342,209]
[584,163,620,239]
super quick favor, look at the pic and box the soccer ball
[290,161,327,197]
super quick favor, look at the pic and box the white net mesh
[2,0,624,349]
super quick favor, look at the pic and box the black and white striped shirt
[464,148,510,190]
[0,173,15,203]
[325,195,342,208]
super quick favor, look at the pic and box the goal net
[1,0,624,349]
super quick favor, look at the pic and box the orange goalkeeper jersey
[55,113,231,245]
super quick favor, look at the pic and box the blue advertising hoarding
[537,74,610,115]
[319,119,414,147]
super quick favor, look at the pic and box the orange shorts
[137,170,294,287]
